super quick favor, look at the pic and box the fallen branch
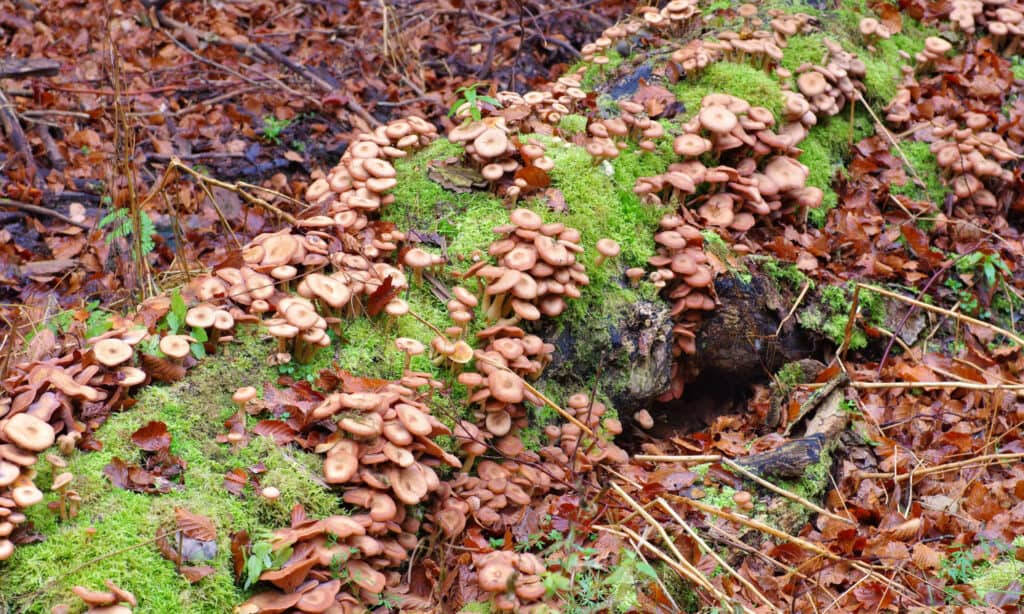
[855,452,1024,483]
[0,198,91,229]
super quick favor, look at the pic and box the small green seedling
[448,83,502,123]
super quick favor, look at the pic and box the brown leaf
[131,421,171,452]
[140,353,186,383]
[252,420,296,445]
[514,165,550,190]
[103,457,131,490]
[180,565,216,583]
[223,468,249,497]
[174,508,217,542]
[366,275,397,317]
[230,532,250,581]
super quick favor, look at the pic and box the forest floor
[1,0,1024,613]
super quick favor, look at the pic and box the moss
[761,258,813,292]
[971,537,1024,597]
[775,361,811,388]
[799,283,884,350]
[576,50,626,91]
[0,330,347,613]
[889,141,947,205]
[799,112,874,226]
[671,62,784,120]
[558,114,588,136]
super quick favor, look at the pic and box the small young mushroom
[594,238,621,266]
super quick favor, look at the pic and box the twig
[776,280,811,336]
[0,89,39,184]
[857,283,1024,347]
[0,198,91,229]
[856,92,930,198]
[719,457,854,525]
[162,158,298,225]
[855,452,1024,483]
[655,498,780,613]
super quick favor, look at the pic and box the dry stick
[857,283,1024,346]
[623,537,684,613]
[655,498,781,613]
[0,89,39,185]
[165,158,298,225]
[615,525,719,601]
[856,452,1024,482]
[634,454,852,525]
[856,92,929,195]
[802,379,1024,391]
[610,483,752,612]
[776,280,811,336]
[0,198,91,229]
[719,457,854,526]
[669,494,924,606]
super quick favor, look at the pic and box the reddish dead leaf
[513,165,550,190]
[542,187,567,213]
[366,275,397,317]
[230,530,251,579]
[175,508,217,541]
[252,420,297,445]
[103,457,131,490]
[632,83,675,117]
[131,421,171,452]
[140,353,186,383]
[224,468,249,497]
[180,565,216,583]
[336,370,390,393]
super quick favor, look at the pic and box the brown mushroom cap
[474,128,510,159]
[478,561,517,593]
[3,414,55,452]
[346,559,386,593]
[488,369,524,404]
[11,484,43,507]
[596,238,621,259]
[509,208,542,231]
[71,586,117,607]
[295,579,341,613]
[699,105,738,134]
[0,461,20,488]
[185,304,217,329]
[92,339,134,367]
[796,71,828,97]
[323,440,359,484]
[232,386,257,406]
[159,335,192,359]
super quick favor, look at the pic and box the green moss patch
[889,141,947,205]
[671,62,785,120]
[0,332,342,613]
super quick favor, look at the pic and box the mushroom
[159,335,192,365]
[3,413,56,452]
[594,239,621,266]
[92,339,134,368]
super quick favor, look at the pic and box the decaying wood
[0,58,59,80]
[734,434,827,478]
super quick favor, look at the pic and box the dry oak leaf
[911,543,943,572]
[175,508,217,542]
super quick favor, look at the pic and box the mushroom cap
[51,472,73,491]
[296,579,341,613]
[92,338,134,367]
[478,560,517,592]
[473,128,510,159]
[11,484,43,507]
[796,71,828,97]
[323,440,359,484]
[394,337,425,356]
[488,369,524,404]
[117,366,147,387]
[503,246,538,271]
[388,463,431,505]
[185,304,217,329]
[596,238,621,258]
[673,133,711,157]
[403,247,434,270]
[3,414,55,452]
[232,386,258,405]
[923,36,952,56]
[698,105,738,134]
[283,301,319,330]
[345,559,386,593]
[71,586,117,606]
[698,194,736,227]
[159,335,192,359]
[508,208,543,231]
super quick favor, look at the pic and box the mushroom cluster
[928,116,1016,209]
[790,39,866,120]
[467,208,588,322]
[639,0,703,35]
[668,39,723,80]
[433,391,625,540]
[238,506,411,614]
[66,580,137,613]
[635,94,819,228]
[447,121,556,203]
[947,0,1024,50]
[485,77,589,137]
[469,550,550,612]
[585,99,666,158]
[457,324,555,438]
[0,325,165,560]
